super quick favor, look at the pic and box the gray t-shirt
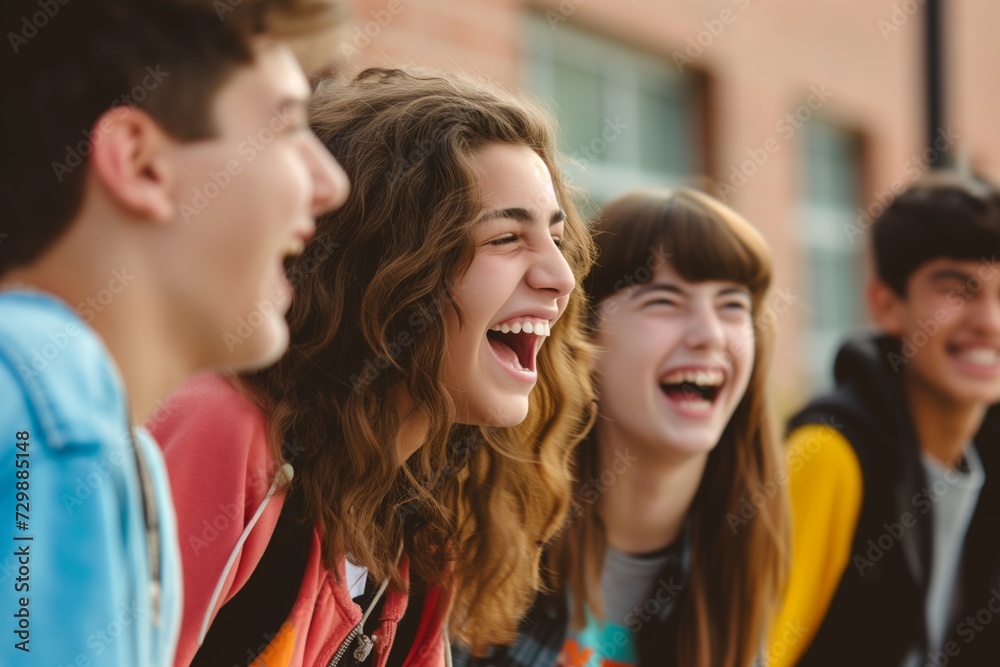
[922,443,985,650]
[561,529,690,666]
[902,443,985,666]
[601,545,679,628]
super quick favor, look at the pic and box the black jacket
[790,335,1000,666]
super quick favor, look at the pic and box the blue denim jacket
[0,289,180,666]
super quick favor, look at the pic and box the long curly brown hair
[548,189,788,666]
[240,67,596,649]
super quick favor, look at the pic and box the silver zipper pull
[352,634,374,662]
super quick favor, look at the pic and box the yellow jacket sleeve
[765,424,864,666]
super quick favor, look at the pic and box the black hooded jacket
[789,335,1000,666]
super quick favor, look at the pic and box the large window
[799,121,865,388]
[523,16,703,205]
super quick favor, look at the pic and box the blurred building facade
[340,0,1000,413]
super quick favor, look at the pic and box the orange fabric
[250,622,296,667]
[559,642,594,667]
[558,640,631,667]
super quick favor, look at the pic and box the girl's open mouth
[658,367,726,413]
[486,319,550,374]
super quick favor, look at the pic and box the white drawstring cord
[196,462,294,645]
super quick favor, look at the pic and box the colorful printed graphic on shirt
[558,611,637,667]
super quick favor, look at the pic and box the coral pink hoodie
[149,373,449,667]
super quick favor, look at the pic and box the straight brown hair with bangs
[241,67,597,650]
[549,188,788,666]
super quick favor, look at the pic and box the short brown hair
[873,172,1000,296]
[1,0,347,275]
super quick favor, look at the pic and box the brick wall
[334,0,1000,409]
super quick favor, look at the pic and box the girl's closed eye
[489,234,520,247]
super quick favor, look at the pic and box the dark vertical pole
[925,0,947,168]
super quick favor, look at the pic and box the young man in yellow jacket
[770,173,1000,667]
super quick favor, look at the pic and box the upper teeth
[489,320,551,337]
[286,240,305,257]
[660,368,724,386]
[960,348,999,366]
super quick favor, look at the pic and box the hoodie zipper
[327,548,398,667]
[327,622,363,667]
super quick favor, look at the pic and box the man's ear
[868,278,906,336]
[87,106,174,223]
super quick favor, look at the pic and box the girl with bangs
[455,189,788,667]
[148,67,596,667]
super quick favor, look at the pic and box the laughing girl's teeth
[960,348,1000,366]
[488,319,551,337]
[660,368,725,386]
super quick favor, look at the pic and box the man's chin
[222,322,289,373]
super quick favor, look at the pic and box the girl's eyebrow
[477,207,566,226]
[630,282,683,300]
[630,283,751,300]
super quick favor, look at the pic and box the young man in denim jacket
[0,1,349,664]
